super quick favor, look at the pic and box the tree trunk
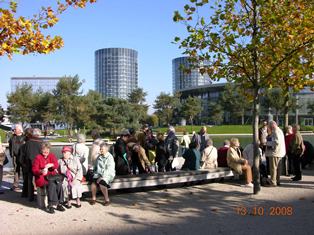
[252,87,261,194]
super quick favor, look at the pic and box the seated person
[90,143,115,206]
[127,142,151,174]
[155,133,168,172]
[32,142,65,214]
[227,138,253,188]
[59,146,83,209]
[182,142,201,170]
[217,140,230,167]
[201,138,218,169]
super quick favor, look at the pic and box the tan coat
[227,146,246,174]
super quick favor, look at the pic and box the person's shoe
[74,204,81,208]
[89,200,96,205]
[291,176,302,181]
[56,204,65,212]
[46,206,55,214]
[11,186,21,192]
[277,182,281,186]
[241,183,253,188]
[103,201,110,206]
[264,183,276,187]
[64,204,72,209]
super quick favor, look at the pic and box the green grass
[154,125,252,134]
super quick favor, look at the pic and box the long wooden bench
[81,167,236,192]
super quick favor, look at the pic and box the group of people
[0,121,310,213]
[2,125,115,214]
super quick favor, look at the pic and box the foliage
[180,96,202,125]
[307,102,314,116]
[146,114,159,127]
[153,92,181,126]
[127,88,148,125]
[0,0,97,58]
[174,0,314,194]
[207,102,224,125]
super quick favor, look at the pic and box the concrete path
[1,166,314,235]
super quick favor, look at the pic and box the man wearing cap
[9,124,25,191]
[114,130,131,175]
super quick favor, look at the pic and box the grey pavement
[1,165,314,235]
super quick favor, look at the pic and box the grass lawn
[154,125,253,134]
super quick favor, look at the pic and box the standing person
[217,140,230,167]
[180,131,191,155]
[0,142,7,194]
[73,134,89,176]
[114,130,130,175]
[265,121,286,187]
[259,120,268,154]
[19,128,33,198]
[59,146,83,208]
[21,128,43,201]
[9,124,25,192]
[191,126,210,153]
[289,124,305,181]
[284,125,294,175]
[227,138,253,187]
[201,138,218,169]
[90,143,115,206]
[32,142,65,214]
[165,126,179,171]
[155,133,168,172]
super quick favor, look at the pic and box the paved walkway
[1,166,314,235]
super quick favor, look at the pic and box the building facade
[11,77,61,93]
[172,56,211,93]
[179,83,314,126]
[95,48,138,99]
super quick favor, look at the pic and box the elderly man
[9,124,25,192]
[265,121,286,187]
[191,126,210,153]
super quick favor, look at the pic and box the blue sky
[0,0,189,113]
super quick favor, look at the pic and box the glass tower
[172,56,211,93]
[95,48,138,99]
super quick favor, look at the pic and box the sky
[0,0,190,113]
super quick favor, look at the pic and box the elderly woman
[73,134,90,175]
[201,138,218,169]
[227,138,253,188]
[32,142,65,214]
[59,146,83,208]
[90,143,115,206]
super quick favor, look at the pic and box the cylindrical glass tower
[172,56,211,93]
[95,48,138,99]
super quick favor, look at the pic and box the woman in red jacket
[32,142,65,214]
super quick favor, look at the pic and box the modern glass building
[11,77,61,93]
[95,48,138,99]
[172,56,211,93]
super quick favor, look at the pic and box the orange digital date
[235,206,293,216]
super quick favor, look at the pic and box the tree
[207,102,224,125]
[181,96,202,125]
[53,75,82,134]
[0,0,96,58]
[7,84,36,123]
[0,105,5,122]
[220,83,251,124]
[153,92,181,126]
[127,88,149,125]
[174,0,314,194]
[146,114,159,127]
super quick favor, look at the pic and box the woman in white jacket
[201,138,218,169]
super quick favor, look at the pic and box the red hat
[61,146,73,153]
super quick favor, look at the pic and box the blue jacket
[93,152,116,185]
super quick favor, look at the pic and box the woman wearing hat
[59,146,83,208]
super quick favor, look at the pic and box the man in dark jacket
[165,126,179,171]
[114,130,130,175]
[20,128,42,201]
[9,124,25,191]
